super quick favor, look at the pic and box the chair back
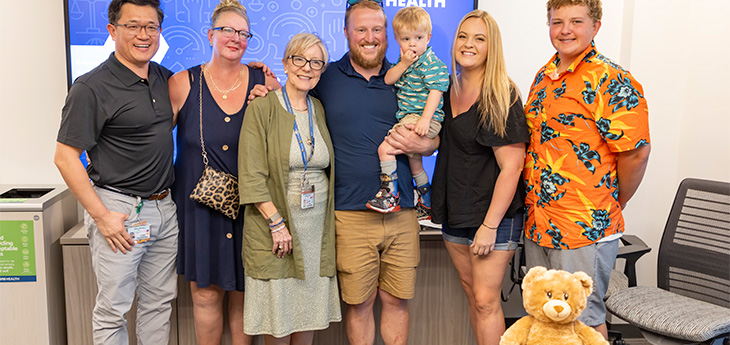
[657,178,730,308]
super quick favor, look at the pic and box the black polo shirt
[311,53,415,210]
[431,87,530,228]
[57,53,174,198]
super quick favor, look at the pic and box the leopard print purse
[189,66,240,219]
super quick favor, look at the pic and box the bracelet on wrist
[268,218,284,228]
[482,222,498,230]
[265,212,282,224]
[271,225,284,233]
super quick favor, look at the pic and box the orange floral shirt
[523,43,650,249]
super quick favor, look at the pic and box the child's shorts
[388,114,442,158]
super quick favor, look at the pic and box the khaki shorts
[389,114,442,159]
[334,209,420,304]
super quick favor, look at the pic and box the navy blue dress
[173,64,265,291]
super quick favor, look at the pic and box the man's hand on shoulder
[248,84,274,104]
[247,61,277,79]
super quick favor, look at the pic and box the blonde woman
[238,33,341,345]
[169,1,279,344]
[430,10,529,345]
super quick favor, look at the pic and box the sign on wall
[0,221,36,283]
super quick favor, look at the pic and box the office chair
[605,178,730,345]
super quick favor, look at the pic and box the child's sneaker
[415,183,431,220]
[366,188,401,213]
[366,173,401,213]
[416,183,431,209]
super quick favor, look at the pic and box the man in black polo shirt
[54,0,177,343]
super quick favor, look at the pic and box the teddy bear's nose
[553,305,564,313]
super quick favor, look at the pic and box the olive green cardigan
[238,91,336,280]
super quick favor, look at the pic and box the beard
[348,39,387,70]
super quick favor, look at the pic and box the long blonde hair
[451,10,518,138]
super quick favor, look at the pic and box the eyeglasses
[287,55,326,71]
[114,23,161,36]
[346,0,383,8]
[212,26,253,41]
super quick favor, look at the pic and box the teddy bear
[500,266,609,345]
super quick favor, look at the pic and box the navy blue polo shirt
[57,53,175,198]
[311,53,415,211]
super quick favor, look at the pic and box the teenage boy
[522,0,651,338]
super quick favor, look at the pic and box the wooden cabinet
[62,226,523,345]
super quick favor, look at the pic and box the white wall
[1,0,729,287]
[0,0,68,185]
[626,0,730,286]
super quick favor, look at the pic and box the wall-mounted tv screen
[65,0,478,178]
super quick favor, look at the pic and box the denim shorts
[441,211,523,250]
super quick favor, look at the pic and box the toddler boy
[366,6,449,215]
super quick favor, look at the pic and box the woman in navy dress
[168,1,279,344]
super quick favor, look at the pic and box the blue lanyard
[281,87,314,172]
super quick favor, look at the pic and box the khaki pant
[334,209,420,304]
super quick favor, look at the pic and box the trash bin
[0,185,78,345]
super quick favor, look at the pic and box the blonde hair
[212,0,249,28]
[283,33,329,71]
[546,0,602,24]
[451,10,518,138]
[392,6,431,36]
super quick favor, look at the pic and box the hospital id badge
[127,220,151,244]
[301,173,315,209]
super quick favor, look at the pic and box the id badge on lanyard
[127,198,151,243]
[301,173,315,209]
[283,87,316,209]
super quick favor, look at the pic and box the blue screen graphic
[66,0,476,178]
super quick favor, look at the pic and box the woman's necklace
[205,64,243,99]
[291,105,308,112]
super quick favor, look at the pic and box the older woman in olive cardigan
[237,33,340,344]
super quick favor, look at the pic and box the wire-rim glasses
[114,23,161,36]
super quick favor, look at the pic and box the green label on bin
[0,199,28,203]
[0,220,36,282]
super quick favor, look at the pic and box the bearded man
[308,1,439,344]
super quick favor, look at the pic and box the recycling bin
[0,185,78,345]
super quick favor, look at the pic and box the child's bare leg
[378,140,397,162]
[408,155,424,175]
[409,155,431,211]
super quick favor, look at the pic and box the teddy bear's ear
[522,266,548,290]
[573,271,593,296]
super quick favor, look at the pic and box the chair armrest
[616,235,651,287]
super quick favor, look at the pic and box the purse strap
[199,66,209,166]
